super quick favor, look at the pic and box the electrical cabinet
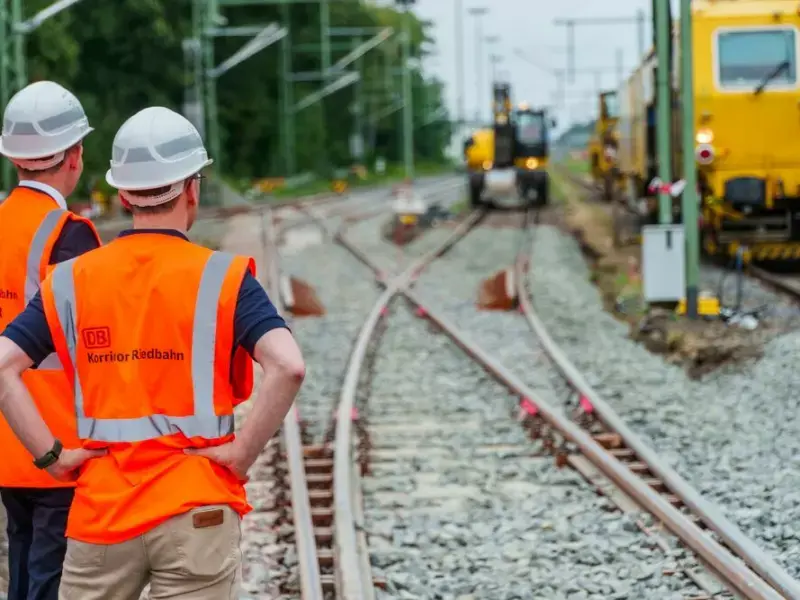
[642,224,685,302]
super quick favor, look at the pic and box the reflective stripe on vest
[50,251,238,443]
[28,209,66,372]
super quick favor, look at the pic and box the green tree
[16,0,451,190]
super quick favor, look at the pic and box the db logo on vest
[82,327,111,349]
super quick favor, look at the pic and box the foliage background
[21,0,452,190]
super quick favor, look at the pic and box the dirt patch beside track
[550,169,781,379]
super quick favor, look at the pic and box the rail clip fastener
[415,306,427,318]
[518,398,538,420]
[579,395,593,413]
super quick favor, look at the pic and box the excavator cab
[514,104,553,204]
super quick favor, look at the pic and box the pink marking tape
[579,395,593,413]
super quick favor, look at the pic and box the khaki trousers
[58,505,242,600]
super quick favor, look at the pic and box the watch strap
[33,439,63,469]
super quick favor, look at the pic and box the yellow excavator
[463,82,555,208]
[588,90,621,201]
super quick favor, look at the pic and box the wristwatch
[33,439,63,469]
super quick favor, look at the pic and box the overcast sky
[403,0,672,130]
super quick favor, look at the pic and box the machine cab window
[516,111,547,146]
[601,91,619,119]
[716,27,798,89]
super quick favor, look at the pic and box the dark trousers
[0,488,73,600]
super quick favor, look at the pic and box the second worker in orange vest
[0,107,305,599]
[0,81,100,600]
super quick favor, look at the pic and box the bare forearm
[0,370,55,458]
[236,367,302,465]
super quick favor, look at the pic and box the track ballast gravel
[415,218,800,580]
[362,302,695,599]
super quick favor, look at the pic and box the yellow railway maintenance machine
[617,0,800,263]
[588,90,621,202]
[464,83,555,209]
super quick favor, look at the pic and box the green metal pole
[11,0,23,90]
[319,0,330,175]
[680,0,699,318]
[401,5,413,179]
[353,35,364,164]
[280,0,295,175]
[193,0,205,138]
[655,0,672,224]
[204,0,221,177]
[320,0,330,74]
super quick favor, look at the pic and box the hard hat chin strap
[119,180,184,208]
[11,152,65,171]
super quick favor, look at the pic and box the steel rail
[330,206,789,600]
[551,166,800,596]
[513,241,800,599]
[748,265,800,300]
[261,208,324,600]
[399,287,785,600]
[332,210,485,599]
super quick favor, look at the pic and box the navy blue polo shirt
[3,229,287,367]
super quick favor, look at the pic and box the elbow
[280,358,306,386]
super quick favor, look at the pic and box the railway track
[229,177,464,599]
[340,205,800,598]
[747,266,800,303]
[514,210,800,599]
[223,175,800,598]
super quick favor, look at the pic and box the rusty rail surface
[514,214,800,599]
[330,206,793,600]
[260,208,325,600]
[331,209,486,599]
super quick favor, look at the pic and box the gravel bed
[280,235,383,442]
[363,302,697,599]
[278,177,467,441]
[527,225,800,578]
[412,226,574,406]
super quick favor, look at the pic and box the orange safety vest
[0,186,100,488]
[40,233,255,544]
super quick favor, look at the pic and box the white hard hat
[0,81,93,171]
[106,106,212,207]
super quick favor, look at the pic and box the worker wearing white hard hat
[0,80,101,600]
[0,106,304,599]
